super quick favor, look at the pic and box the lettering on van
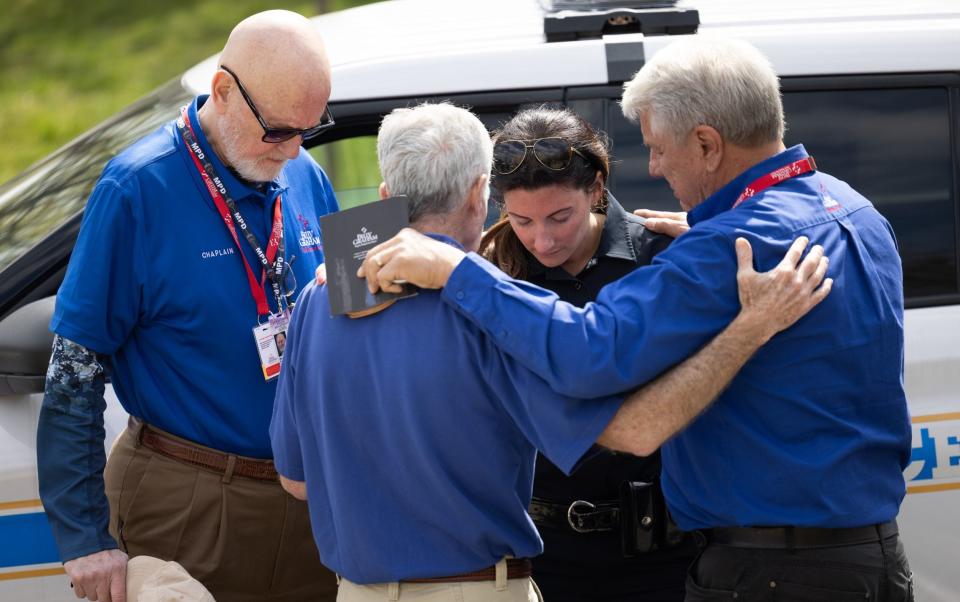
[904,413,960,493]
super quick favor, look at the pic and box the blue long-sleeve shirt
[441,145,911,529]
[270,234,623,584]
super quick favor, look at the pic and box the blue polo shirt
[50,95,338,457]
[269,235,622,584]
[442,145,910,530]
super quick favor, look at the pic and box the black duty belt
[706,520,899,549]
[528,497,620,533]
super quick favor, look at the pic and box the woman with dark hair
[481,106,696,601]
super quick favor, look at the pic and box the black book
[319,196,417,316]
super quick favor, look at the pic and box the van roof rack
[542,0,699,42]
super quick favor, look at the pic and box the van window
[783,87,956,301]
[310,135,380,210]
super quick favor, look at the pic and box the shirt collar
[425,232,465,251]
[526,190,635,279]
[594,192,638,262]
[185,95,287,204]
[688,144,810,226]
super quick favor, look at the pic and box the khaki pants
[338,560,543,602]
[104,424,338,602]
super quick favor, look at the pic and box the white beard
[216,113,287,183]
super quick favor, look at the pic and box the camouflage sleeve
[37,335,118,561]
[43,335,108,413]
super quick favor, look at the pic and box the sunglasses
[220,65,335,143]
[493,137,592,175]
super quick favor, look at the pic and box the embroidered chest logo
[297,213,323,252]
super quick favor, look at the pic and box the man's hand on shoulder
[64,548,128,602]
[734,236,832,344]
[358,228,466,294]
[634,208,689,237]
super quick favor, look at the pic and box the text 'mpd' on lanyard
[732,156,817,209]
[177,107,286,317]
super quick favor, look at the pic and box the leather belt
[404,559,532,583]
[706,520,899,549]
[131,417,278,482]
[528,497,620,533]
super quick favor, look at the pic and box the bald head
[220,10,331,114]
[199,10,332,182]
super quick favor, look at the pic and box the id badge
[252,310,290,381]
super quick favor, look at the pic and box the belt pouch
[619,480,687,557]
[619,480,657,556]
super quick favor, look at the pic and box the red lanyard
[179,108,284,316]
[732,156,817,209]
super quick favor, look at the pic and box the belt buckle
[566,500,596,533]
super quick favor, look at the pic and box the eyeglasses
[493,137,592,175]
[220,64,335,143]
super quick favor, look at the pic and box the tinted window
[783,88,956,300]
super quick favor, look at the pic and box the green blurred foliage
[0,0,377,183]
[310,135,381,209]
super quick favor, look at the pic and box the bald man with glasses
[37,11,339,602]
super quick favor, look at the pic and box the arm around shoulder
[598,237,832,455]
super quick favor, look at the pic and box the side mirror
[0,297,55,396]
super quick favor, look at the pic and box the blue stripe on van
[0,512,60,568]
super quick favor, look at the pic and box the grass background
[0,0,377,184]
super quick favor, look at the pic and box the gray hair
[620,37,784,146]
[377,102,493,223]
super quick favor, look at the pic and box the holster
[618,480,687,557]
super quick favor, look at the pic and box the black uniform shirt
[524,193,673,503]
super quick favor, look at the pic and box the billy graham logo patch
[296,213,323,253]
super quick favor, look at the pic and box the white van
[1,1,958,599]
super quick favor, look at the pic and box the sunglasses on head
[220,64,335,144]
[493,137,592,175]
